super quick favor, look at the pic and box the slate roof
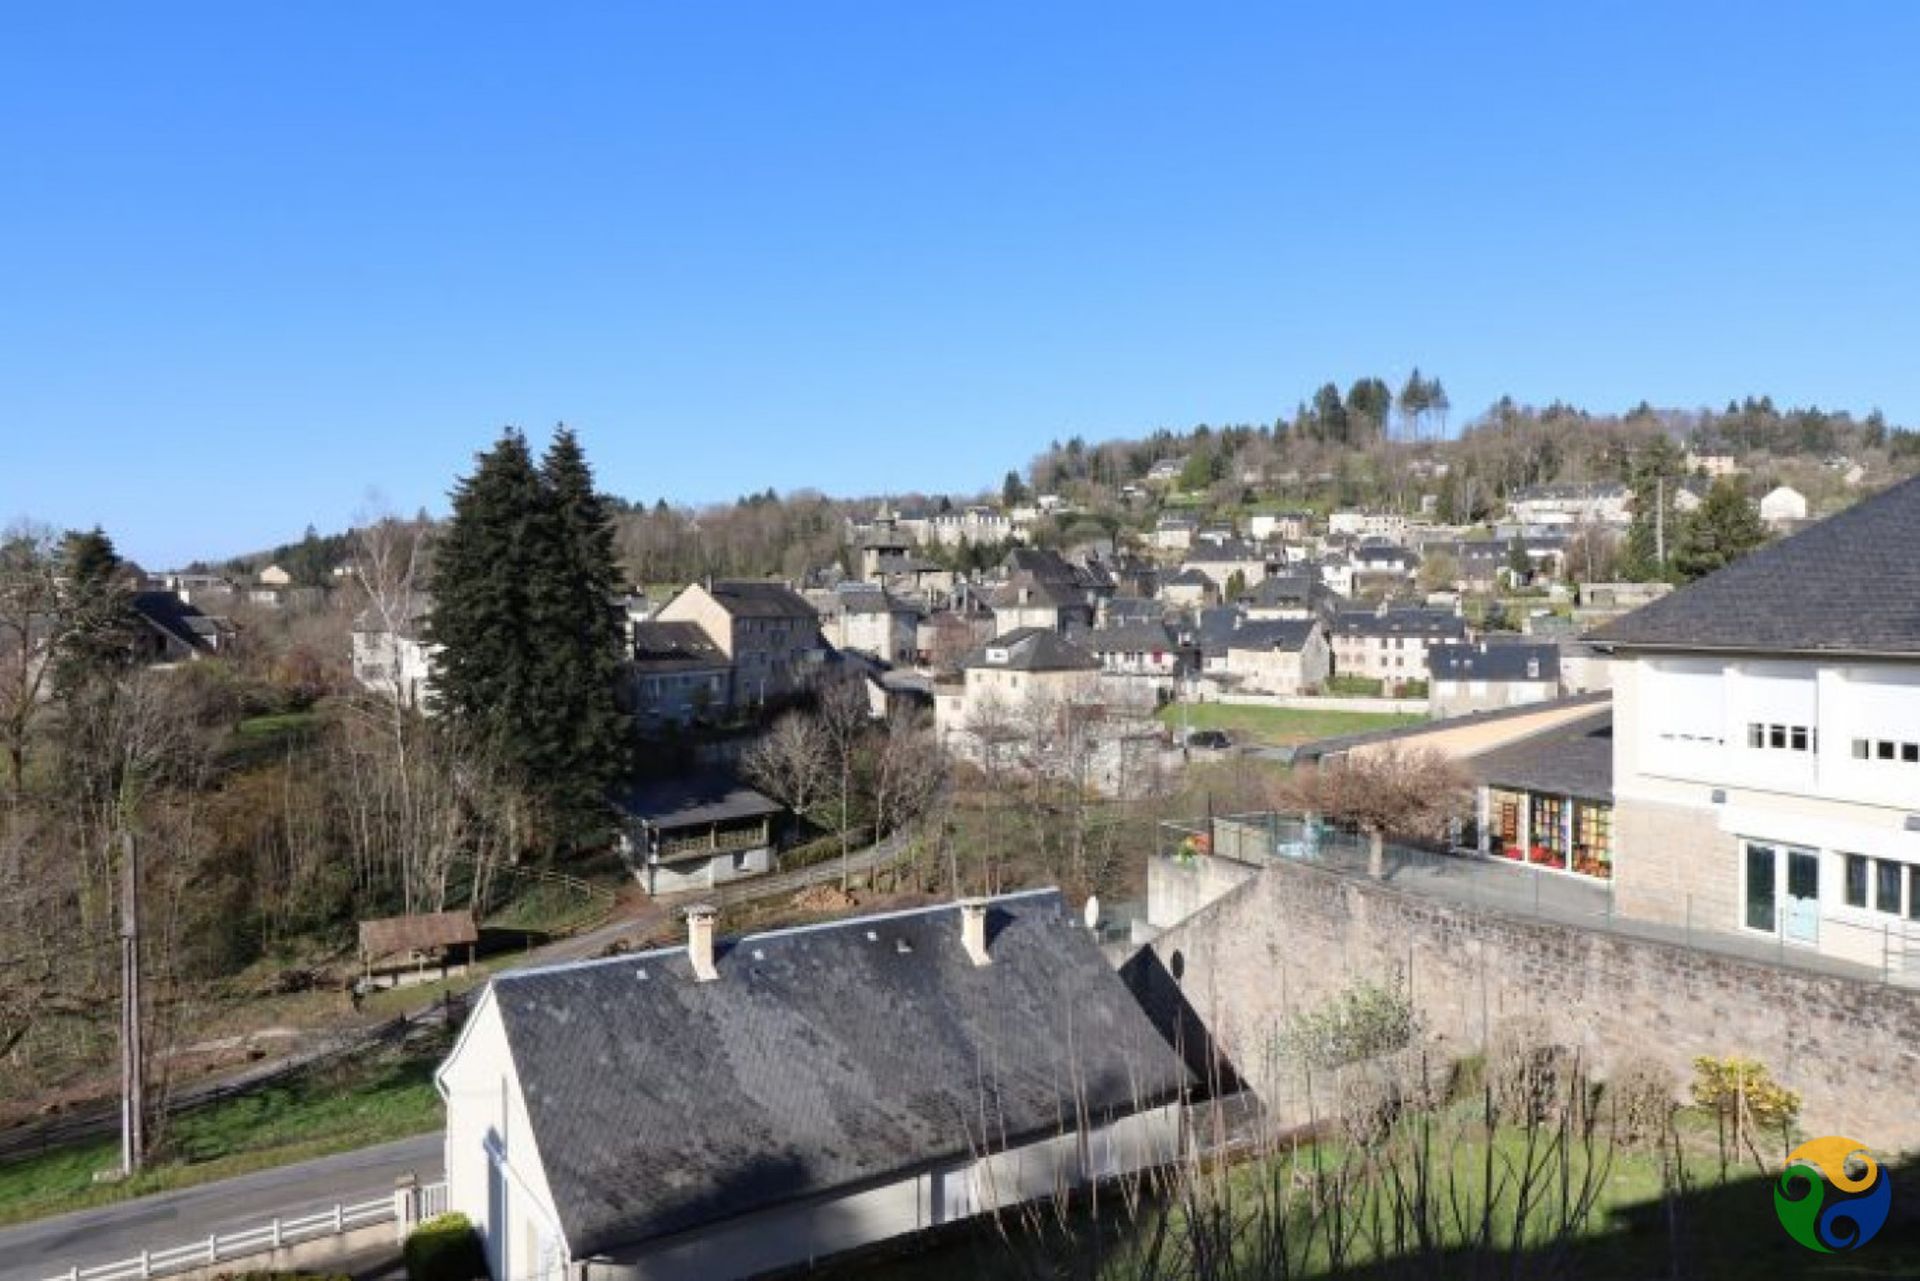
[1163,568,1212,588]
[1088,621,1176,654]
[708,581,818,620]
[132,591,227,652]
[1587,472,1920,656]
[630,621,729,672]
[1427,641,1560,683]
[1248,573,1337,611]
[1468,709,1614,803]
[616,771,785,832]
[1101,596,1165,625]
[1331,608,1468,641]
[964,627,1102,672]
[486,890,1192,1258]
[1225,618,1319,653]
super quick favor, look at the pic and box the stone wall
[1613,795,1741,930]
[1143,857,1920,1150]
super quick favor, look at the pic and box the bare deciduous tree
[740,710,830,816]
[1279,746,1471,875]
[0,526,63,796]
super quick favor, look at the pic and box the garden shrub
[405,1213,488,1281]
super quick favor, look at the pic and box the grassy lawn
[1159,703,1425,747]
[0,1036,446,1227]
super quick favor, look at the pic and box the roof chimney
[685,905,718,982]
[960,899,991,967]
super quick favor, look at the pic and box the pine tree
[428,431,551,805]
[539,427,632,845]
[54,526,136,693]
[1672,480,1767,582]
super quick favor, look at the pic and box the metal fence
[38,1184,438,1281]
[1160,812,1920,989]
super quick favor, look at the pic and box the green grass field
[0,1037,446,1227]
[1158,702,1425,747]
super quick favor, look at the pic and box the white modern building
[1591,474,1920,975]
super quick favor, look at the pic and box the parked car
[1186,729,1233,750]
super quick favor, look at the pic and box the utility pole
[119,830,144,1176]
[1656,475,1667,567]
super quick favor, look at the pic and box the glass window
[1790,726,1809,752]
[1909,867,1920,923]
[1749,723,1765,749]
[1876,860,1903,915]
[1905,743,1920,764]
[1770,725,1787,749]
[1745,843,1777,932]
[1878,740,1896,760]
[1844,854,1869,909]
[1854,738,1870,760]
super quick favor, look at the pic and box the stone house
[615,770,785,896]
[1222,618,1330,696]
[1329,607,1468,692]
[628,621,732,727]
[1427,640,1563,719]
[655,581,826,709]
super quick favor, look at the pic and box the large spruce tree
[429,428,628,852]
[537,428,631,838]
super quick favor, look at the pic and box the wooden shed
[358,909,479,990]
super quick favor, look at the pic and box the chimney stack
[686,905,718,982]
[960,899,991,967]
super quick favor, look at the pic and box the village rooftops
[964,627,1102,672]
[1587,471,1920,657]
[629,621,729,672]
[1224,618,1318,653]
[133,591,234,652]
[1331,608,1468,640]
[474,889,1192,1259]
[705,580,818,619]
[1428,640,1560,683]
[1087,620,1176,653]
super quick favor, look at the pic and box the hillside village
[6,405,1919,1279]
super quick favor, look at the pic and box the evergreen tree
[1344,377,1393,446]
[428,430,557,827]
[1672,480,1767,582]
[538,428,632,844]
[1620,437,1686,582]
[54,526,135,693]
[1002,470,1028,506]
[1312,383,1349,445]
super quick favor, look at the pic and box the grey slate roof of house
[1163,568,1212,588]
[1102,596,1165,625]
[963,627,1102,672]
[1586,472,1920,656]
[1427,641,1560,683]
[132,591,226,652]
[630,621,730,672]
[1225,619,1318,653]
[709,581,819,619]
[616,770,784,831]
[1088,621,1176,653]
[1468,709,1613,803]
[488,890,1192,1258]
[1331,609,1468,640]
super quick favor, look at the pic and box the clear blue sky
[4,4,1917,566]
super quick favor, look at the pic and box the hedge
[405,1213,488,1281]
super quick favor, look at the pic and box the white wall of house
[352,630,438,710]
[1429,676,1560,719]
[437,993,568,1281]
[641,846,775,896]
[576,1105,1184,1281]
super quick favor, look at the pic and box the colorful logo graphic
[1774,1135,1891,1252]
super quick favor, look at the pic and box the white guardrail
[41,1182,447,1281]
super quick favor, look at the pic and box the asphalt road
[0,1135,442,1281]
[0,829,922,1279]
